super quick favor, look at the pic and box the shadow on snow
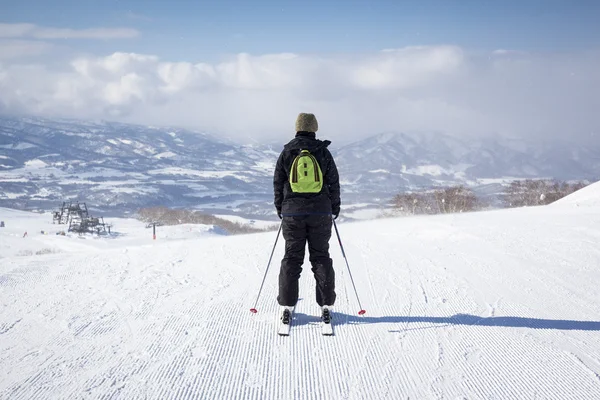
[290,312,600,332]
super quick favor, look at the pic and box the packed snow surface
[553,180,600,208]
[1,193,600,398]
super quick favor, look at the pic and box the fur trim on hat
[295,113,318,133]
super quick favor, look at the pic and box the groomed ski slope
[2,184,600,399]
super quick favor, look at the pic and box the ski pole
[250,221,283,313]
[333,219,366,315]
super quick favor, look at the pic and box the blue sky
[3,0,600,61]
[1,0,599,143]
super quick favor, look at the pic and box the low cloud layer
[0,39,54,59]
[0,45,598,144]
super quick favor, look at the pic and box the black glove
[333,211,339,220]
[277,212,282,219]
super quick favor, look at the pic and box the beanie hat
[295,113,318,133]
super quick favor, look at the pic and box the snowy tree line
[501,179,587,208]
[391,179,589,216]
[138,180,589,222]
[391,186,481,215]
[136,207,269,234]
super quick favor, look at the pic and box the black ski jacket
[274,132,341,217]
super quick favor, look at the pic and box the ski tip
[250,308,258,314]
[358,310,366,315]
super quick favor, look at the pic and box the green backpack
[289,149,323,193]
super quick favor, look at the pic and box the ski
[321,307,334,336]
[277,307,293,336]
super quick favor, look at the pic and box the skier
[273,112,341,328]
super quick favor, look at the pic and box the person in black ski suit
[273,112,341,309]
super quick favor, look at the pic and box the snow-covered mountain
[0,116,279,216]
[335,131,600,194]
[1,116,599,215]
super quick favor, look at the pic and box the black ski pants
[277,214,336,307]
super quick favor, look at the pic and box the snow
[403,163,473,179]
[213,214,279,230]
[342,207,383,220]
[476,177,526,185]
[147,168,239,179]
[1,192,26,199]
[30,188,54,198]
[60,132,94,139]
[408,164,447,176]
[0,143,36,150]
[2,199,600,398]
[92,186,160,195]
[153,151,177,159]
[251,160,276,172]
[23,159,48,168]
[553,180,600,208]
[0,209,220,259]
[98,145,113,154]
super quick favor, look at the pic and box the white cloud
[351,46,464,89]
[0,39,53,59]
[0,24,35,38]
[0,23,139,39]
[0,46,598,143]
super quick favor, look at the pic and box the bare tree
[392,186,481,216]
[432,186,480,214]
[136,207,273,234]
[502,179,588,208]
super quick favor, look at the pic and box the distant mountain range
[0,116,598,217]
[336,131,600,194]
